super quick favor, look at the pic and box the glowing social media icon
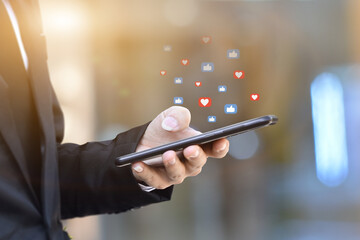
[227,49,240,59]
[201,62,214,72]
[163,45,172,52]
[195,81,202,87]
[174,97,183,105]
[160,70,167,76]
[199,97,212,107]
[218,85,227,92]
[251,94,259,101]
[224,104,237,114]
[208,116,216,123]
[181,59,189,66]
[174,77,183,84]
[202,36,212,44]
[233,71,244,79]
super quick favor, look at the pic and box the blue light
[311,73,348,187]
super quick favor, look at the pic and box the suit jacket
[0,0,172,239]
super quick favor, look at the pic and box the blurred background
[38,0,360,239]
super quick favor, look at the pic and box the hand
[131,106,229,189]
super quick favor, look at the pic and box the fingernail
[133,164,143,173]
[217,143,227,152]
[189,150,200,159]
[162,116,179,131]
[169,158,176,165]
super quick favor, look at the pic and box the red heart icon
[195,81,202,87]
[160,70,167,76]
[233,71,244,79]
[251,94,259,101]
[181,59,189,66]
[198,97,212,107]
[202,36,212,44]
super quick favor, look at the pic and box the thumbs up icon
[174,97,184,105]
[224,104,238,114]
[218,85,227,92]
[174,77,183,84]
[201,62,214,72]
[208,116,217,122]
[227,49,239,59]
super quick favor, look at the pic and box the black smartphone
[115,115,278,167]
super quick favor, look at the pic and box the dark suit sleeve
[51,89,173,219]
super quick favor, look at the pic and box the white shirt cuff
[138,183,156,192]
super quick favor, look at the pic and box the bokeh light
[228,131,259,160]
[311,73,348,187]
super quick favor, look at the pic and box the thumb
[137,106,194,151]
[154,106,191,133]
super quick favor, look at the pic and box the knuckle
[175,178,185,185]
[169,173,183,181]
[217,150,228,158]
[190,168,202,177]
[191,156,207,166]
[188,164,202,173]
[145,175,155,184]
[155,183,168,190]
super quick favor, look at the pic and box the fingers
[202,138,229,158]
[132,150,187,189]
[147,106,191,136]
[183,145,207,176]
[160,106,191,132]
[132,139,229,190]
[131,162,169,190]
[162,151,186,184]
[137,106,195,151]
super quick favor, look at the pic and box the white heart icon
[251,94,258,100]
[235,72,242,78]
[200,99,209,106]
[202,37,210,43]
[161,71,165,75]
[196,82,200,86]
[182,60,188,65]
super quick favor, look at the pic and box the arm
[51,89,172,219]
[52,89,228,219]
[58,123,173,219]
